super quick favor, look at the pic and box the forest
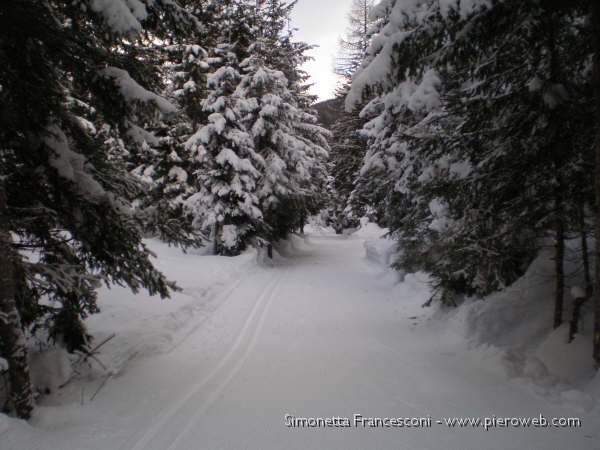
[1,1,600,446]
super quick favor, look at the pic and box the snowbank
[351,218,397,271]
[363,238,396,268]
[449,244,598,404]
[23,234,319,393]
[355,225,599,408]
[29,348,72,395]
[79,239,258,376]
[352,217,389,239]
[303,213,336,235]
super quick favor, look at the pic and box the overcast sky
[290,0,355,101]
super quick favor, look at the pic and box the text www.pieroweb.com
[284,414,582,431]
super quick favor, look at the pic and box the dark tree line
[331,0,600,365]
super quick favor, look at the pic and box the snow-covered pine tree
[133,0,256,249]
[347,0,595,314]
[429,1,594,306]
[263,0,331,232]
[256,0,313,101]
[0,0,200,416]
[237,41,329,247]
[128,41,208,248]
[184,42,264,255]
[184,0,328,254]
[345,0,453,237]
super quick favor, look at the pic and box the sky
[290,0,355,101]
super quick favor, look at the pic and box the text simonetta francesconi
[285,414,432,428]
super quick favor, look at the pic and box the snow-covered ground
[2,226,599,449]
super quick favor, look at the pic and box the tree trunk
[593,0,600,368]
[553,201,565,329]
[0,183,33,419]
[570,296,587,343]
[267,243,273,259]
[570,208,593,342]
[545,14,566,331]
[212,223,220,256]
[581,207,593,298]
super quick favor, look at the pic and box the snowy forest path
[8,233,596,450]
[121,233,595,450]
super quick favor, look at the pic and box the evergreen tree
[434,1,593,306]
[346,0,595,315]
[0,0,199,416]
[184,0,328,254]
[0,183,33,419]
[184,45,264,255]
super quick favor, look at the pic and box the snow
[408,69,442,113]
[89,0,147,35]
[347,0,492,111]
[45,125,106,200]
[1,231,599,449]
[346,29,411,111]
[126,123,160,146]
[216,148,259,175]
[183,80,197,92]
[449,159,473,179]
[29,348,72,395]
[428,197,452,232]
[167,166,187,183]
[535,328,593,386]
[221,224,240,249]
[101,67,176,114]
[451,244,598,393]
[353,216,389,238]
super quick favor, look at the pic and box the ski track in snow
[128,268,287,450]
[164,274,248,354]
[165,268,288,450]
[2,232,599,450]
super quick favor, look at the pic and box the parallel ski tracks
[126,267,287,450]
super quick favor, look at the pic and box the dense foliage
[344,0,596,325]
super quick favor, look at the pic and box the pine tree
[183,0,328,253]
[346,0,595,312]
[431,1,593,303]
[238,47,329,245]
[345,0,451,232]
[0,182,33,419]
[129,41,204,248]
[0,0,200,416]
[119,1,214,249]
[184,44,264,255]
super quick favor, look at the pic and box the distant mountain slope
[312,98,344,128]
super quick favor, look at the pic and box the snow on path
[2,233,598,449]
